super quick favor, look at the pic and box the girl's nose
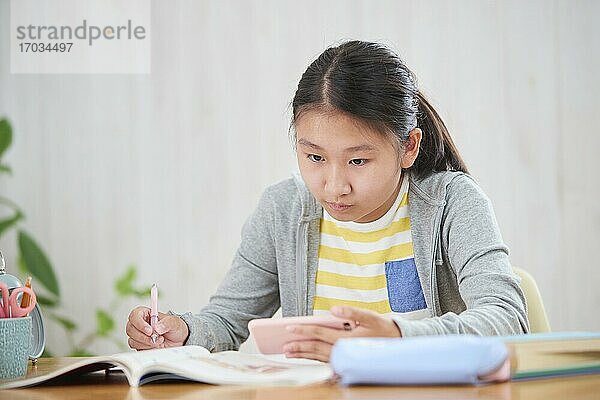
[324,168,351,198]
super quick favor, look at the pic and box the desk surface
[1,357,599,400]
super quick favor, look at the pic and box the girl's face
[296,111,406,223]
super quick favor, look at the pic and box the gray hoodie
[179,171,529,352]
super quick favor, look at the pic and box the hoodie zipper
[429,205,445,317]
[296,219,309,316]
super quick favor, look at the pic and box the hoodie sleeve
[177,187,281,351]
[392,174,530,337]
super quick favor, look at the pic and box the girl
[126,40,529,362]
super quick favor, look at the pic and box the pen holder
[0,316,32,379]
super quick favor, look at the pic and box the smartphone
[248,315,357,354]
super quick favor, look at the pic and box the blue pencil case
[330,335,510,386]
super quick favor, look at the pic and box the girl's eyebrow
[297,138,376,153]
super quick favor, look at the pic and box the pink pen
[150,283,158,344]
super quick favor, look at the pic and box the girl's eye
[308,154,323,162]
[349,159,367,166]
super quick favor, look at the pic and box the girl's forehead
[295,111,393,151]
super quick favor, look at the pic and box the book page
[508,337,600,378]
[0,358,116,389]
[111,346,210,377]
[144,351,332,386]
[513,339,600,370]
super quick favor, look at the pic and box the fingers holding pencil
[126,306,189,350]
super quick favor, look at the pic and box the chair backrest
[512,266,551,333]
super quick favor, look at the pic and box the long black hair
[291,40,468,177]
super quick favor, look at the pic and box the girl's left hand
[282,305,402,362]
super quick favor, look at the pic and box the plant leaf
[0,118,12,160]
[114,266,152,298]
[17,256,27,274]
[36,293,58,307]
[42,348,54,358]
[0,164,11,175]
[96,309,114,337]
[0,211,23,238]
[114,265,137,296]
[135,287,151,298]
[17,257,59,306]
[69,349,95,357]
[109,336,129,352]
[48,313,77,331]
[18,230,60,298]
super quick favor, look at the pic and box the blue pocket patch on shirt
[385,258,427,313]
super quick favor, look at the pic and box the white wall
[0,0,598,355]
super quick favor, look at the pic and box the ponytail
[412,91,469,176]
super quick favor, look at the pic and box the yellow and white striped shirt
[313,174,430,319]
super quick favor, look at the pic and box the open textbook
[0,346,332,389]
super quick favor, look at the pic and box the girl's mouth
[326,202,352,211]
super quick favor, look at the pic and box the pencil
[20,276,32,310]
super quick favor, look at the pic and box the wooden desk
[1,357,599,400]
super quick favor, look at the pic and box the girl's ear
[400,128,422,169]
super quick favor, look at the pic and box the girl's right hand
[126,306,189,350]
